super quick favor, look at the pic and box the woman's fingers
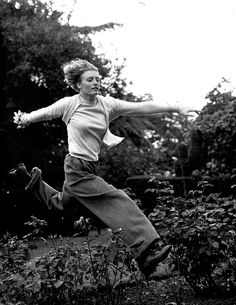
[17,125,25,129]
[13,110,24,126]
[181,106,201,115]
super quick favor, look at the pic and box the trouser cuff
[25,167,42,191]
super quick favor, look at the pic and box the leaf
[0,282,8,292]
[25,281,41,292]
[212,241,219,249]
[197,206,205,212]
[38,269,47,280]
[53,280,64,288]
[199,246,207,254]
[210,230,218,236]
[40,237,47,244]
[159,228,169,236]
[197,180,208,187]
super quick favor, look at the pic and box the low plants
[147,170,236,297]
[3,173,235,304]
[0,218,143,305]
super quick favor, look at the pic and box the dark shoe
[8,163,31,187]
[139,244,172,279]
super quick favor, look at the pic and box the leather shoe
[139,244,172,279]
[8,163,31,187]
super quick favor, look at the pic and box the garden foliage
[195,81,236,176]
[0,224,141,305]
[146,170,236,296]
[1,172,236,303]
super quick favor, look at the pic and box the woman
[11,58,198,278]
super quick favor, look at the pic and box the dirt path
[28,228,110,259]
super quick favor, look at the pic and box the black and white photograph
[0,0,236,304]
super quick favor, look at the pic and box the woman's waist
[65,153,98,174]
[67,151,98,162]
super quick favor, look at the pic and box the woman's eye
[86,77,100,82]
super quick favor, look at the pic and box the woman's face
[78,70,101,97]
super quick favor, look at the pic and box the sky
[52,0,236,109]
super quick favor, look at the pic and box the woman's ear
[76,82,81,90]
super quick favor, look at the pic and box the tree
[0,0,194,188]
[195,78,236,176]
[0,0,119,180]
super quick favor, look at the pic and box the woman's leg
[25,167,72,211]
[63,159,172,278]
[63,155,160,259]
[12,157,171,277]
[24,156,159,258]
[9,163,72,212]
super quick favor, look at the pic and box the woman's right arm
[13,97,68,128]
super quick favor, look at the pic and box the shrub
[0,225,141,305]
[195,84,236,176]
[147,171,236,296]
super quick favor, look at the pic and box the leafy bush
[0,225,141,305]
[195,82,236,176]
[147,171,236,296]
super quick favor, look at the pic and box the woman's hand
[175,102,201,116]
[13,110,29,129]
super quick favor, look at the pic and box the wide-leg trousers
[26,154,159,259]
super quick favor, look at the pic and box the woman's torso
[67,99,107,161]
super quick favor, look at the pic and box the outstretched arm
[13,98,68,129]
[120,100,200,116]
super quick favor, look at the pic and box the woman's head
[62,58,99,92]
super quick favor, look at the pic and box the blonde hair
[62,58,98,91]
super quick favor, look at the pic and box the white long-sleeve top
[22,94,131,161]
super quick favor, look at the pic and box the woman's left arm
[120,100,200,116]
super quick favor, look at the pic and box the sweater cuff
[21,113,30,125]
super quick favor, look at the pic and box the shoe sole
[8,163,26,175]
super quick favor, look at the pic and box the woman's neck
[79,93,97,104]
